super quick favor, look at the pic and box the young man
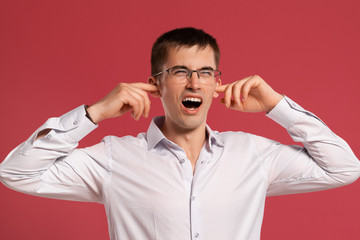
[0,27,359,240]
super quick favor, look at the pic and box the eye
[172,68,188,76]
[199,70,213,77]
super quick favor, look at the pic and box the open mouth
[182,97,202,110]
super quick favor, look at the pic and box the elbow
[346,165,360,185]
[342,172,360,186]
[345,158,360,184]
[330,164,360,187]
[0,160,27,190]
[0,162,6,182]
[0,162,11,187]
[0,162,13,187]
[0,162,39,194]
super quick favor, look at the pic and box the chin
[178,117,207,131]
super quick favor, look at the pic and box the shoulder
[216,130,262,142]
[216,130,280,153]
[101,132,149,151]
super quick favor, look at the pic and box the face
[152,45,220,133]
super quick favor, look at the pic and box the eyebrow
[200,66,215,70]
[171,65,215,70]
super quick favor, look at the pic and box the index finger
[215,84,228,93]
[132,82,159,93]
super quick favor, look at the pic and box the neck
[160,119,207,168]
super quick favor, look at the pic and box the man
[0,27,359,240]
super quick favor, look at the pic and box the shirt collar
[146,116,167,151]
[146,116,224,151]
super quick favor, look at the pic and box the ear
[148,76,161,98]
[213,79,222,98]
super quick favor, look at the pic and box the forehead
[164,45,216,69]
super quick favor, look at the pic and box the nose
[187,70,201,80]
[186,71,201,90]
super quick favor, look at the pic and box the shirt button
[200,161,204,164]
[46,135,52,140]
[194,233,200,238]
[73,120,78,125]
[179,159,185,164]
[191,196,196,201]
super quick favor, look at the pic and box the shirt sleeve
[0,105,109,203]
[264,96,360,196]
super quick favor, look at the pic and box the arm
[0,82,158,202]
[264,96,360,195]
[216,75,360,195]
[0,106,105,202]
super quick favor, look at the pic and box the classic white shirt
[1,96,359,240]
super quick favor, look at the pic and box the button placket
[190,189,202,240]
[180,157,193,196]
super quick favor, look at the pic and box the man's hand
[87,82,159,124]
[215,75,283,113]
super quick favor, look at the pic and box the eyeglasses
[152,66,221,84]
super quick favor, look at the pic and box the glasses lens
[168,67,221,83]
[169,68,189,78]
[198,69,214,79]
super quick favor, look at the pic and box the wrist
[85,104,102,124]
[265,93,283,113]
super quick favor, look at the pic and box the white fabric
[1,96,359,240]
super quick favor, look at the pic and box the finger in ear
[148,76,161,98]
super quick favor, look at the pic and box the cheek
[206,86,217,99]
[159,86,180,107]
[159,81,182,98]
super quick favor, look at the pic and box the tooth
[183,97,201,102]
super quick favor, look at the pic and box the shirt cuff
[59,105,98,142]
[22,105,98,153]
[266,96,309,129]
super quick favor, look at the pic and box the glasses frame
[152,66,221,81]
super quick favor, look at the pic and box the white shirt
[0,96,359,240]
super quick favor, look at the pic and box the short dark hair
[151,27,220,76]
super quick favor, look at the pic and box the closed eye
[174,69,188,74]
[199,70,214,77]
[171,68,189,76]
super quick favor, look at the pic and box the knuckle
[119,89,129,97]
[117,83,127,89]
[253,75,262,80]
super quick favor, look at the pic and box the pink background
[1,0,359,239]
